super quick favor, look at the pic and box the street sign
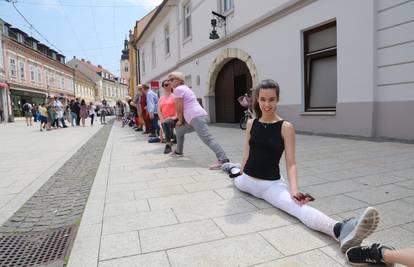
[150,80,160,89]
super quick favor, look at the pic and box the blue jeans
[150,113,160,136]
[70,112,77,126]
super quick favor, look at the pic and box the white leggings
[234,173,337,237]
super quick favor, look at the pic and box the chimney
[87,60,91,64]
[81,58,85,62]
[73,56,76,59]
[98,65,102,69]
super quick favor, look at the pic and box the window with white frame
[61,75,64,88]
[9,57,16,77]
[183,1,192,40]
[304,21,337,112]
[18,60,25,80]
[37,66,42,83]
[45,69,49,85]
[141,49,146,74]
[29,63,35,82]
[164,24,170,55]
[151,39,156,69]
[222,0,234,13]
[185,75,192,88]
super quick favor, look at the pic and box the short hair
[161,79,169,87]
[142,84,149,90]
[167,71,185,84]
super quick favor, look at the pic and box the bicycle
[239,108,253,130]
[237,94,253,130]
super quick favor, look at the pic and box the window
[17,33,24,43]
[222,0,234,12]
[125,66,128,72]
[183,2,192,40]
[151,39,156,68]
[164,24,170,55]
[304,21,337,112]
[29,64,35,81]
[61,75,64,88]
[45,69,49,85]
[185,75,192,88]
[141,49,146,74]
[19,61,25,80]
[37,66,42,83]
[9,58,16,77]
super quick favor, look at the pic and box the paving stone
[173,198,258,222]
[147,176,196,188]
[140,220,225,253]
[214,187,248,200]
[133,185,187,200]
[147,191,223,210]
[182,179,233,193]
[213,208,295,236]
[345,184,414,204]
[308,195,368,215]
[106,181,148,194]
[99,231,141,260]
[98,251,169,267]
[255,249,342,267]
[260,223,335,256]
[167,233,282,267]
[102,209,177,235]
[302,180,365,198]
[104,200,149,217]
[351,172,408,187]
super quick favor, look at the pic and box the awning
[0,82,9,89]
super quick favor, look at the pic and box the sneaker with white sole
[338,207,380,253]
[346,243,395,266]
[209,159,230,170]
[221,162,241,173]
[169,150,184,157]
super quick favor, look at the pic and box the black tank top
[243,119,285,180]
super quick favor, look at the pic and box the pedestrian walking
[100,99,107,125]
[168,71,230,169]
[79,99,89,127]
[158,79,177,153]
[38,103,48,131]
[89,102,96,126]
[22,102,33,126]
[221,79,379,253]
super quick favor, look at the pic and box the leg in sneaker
[346,243,395,266]
[209,158,230,170]
[336,207,380,252]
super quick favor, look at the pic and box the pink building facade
[1,20,74,118]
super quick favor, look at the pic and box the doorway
[215,58,252,123]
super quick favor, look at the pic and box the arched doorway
[215,58,252,123]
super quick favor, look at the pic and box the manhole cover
[0,226,76,267]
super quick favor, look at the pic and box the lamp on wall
[209,11,226,40]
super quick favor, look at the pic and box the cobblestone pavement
[0,120,113,233]
[68,121,414,267]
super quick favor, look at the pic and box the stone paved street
[0,120,105,227]
[65,121,414,267]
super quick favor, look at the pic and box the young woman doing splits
[223,79,380,252]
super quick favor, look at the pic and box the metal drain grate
[0,226,76,267]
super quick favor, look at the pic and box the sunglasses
[168,77,176,82]
[163,83,169,87]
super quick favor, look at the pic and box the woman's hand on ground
[291,190,310,206]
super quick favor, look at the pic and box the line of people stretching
[122,73,413,266]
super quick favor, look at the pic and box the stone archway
[205,48,259,122]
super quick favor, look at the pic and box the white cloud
[124,0,163,11]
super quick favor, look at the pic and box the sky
[0,0,163,76]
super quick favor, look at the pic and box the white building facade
[136,0,414,140]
